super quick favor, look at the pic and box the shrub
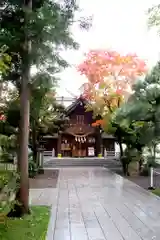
[0,172,19,215]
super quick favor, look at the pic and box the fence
[43,151,52,157]
[104,151,120,159]
[0,163,17,171]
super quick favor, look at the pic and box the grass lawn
[151,188,160,197]
[0,206,50,240]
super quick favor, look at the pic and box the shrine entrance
[71,135,96,157]
[72,135,87,157]
[60,134,96,157]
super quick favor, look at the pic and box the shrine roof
[65,96,88,115]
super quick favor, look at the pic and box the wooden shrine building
[42,97,115,157]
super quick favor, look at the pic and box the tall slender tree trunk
[8,0,32,218]
[18,0,32,215]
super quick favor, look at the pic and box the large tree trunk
[19,80,30,214]
[8,0,32,217]
[18,0,32,215]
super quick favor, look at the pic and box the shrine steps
[43,157,120,168]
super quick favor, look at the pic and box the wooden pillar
[95,127,102,156]
[57,131,62,157]
[99,130,102,156]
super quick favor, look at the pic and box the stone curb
[46,204,58,240]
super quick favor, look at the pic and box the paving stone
[54,228,70,240]
[86,228,106,240]
[30,167,160,240]
[70,226,89,240]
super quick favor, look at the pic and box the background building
[42,97,115,157]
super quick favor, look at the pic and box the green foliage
[151,188,160,197]
[37,94,66,135]
[0,46,11,76]
[0,171,19,215]
[114,63,160,153]
[0,171,12,190]
[0,0,90,162]
[0,134,17,163]
[148,4,160,32]
[0,0,90,88]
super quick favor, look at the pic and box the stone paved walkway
[30,167,160,240]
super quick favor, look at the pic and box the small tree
[114,63,160,173]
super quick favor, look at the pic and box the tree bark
[18,0,32,215]
[9,0,32,217]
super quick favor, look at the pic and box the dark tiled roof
[65,97,88,115]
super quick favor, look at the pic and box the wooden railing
[0,163,17,171]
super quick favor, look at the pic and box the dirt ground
[126,174,160,189]
[29,169,59,189]
[108,165,160,190]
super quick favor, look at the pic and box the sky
[56,0,160,98]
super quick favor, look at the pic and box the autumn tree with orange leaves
[78,50,147,129]
[77,49,147,165]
